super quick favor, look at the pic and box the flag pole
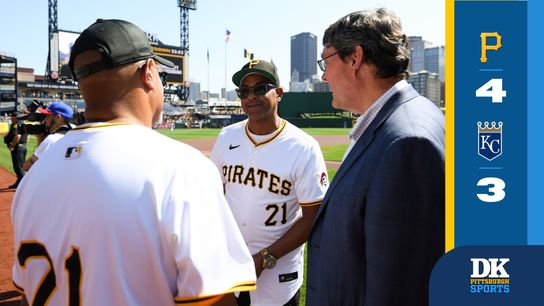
[207,48,210,101]
[224,37,227,102]
[224,41,227,102]
[225,29,231,102]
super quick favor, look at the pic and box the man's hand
[252,253,264,278]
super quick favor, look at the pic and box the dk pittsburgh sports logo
[469,258,510,293]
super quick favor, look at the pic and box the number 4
[475,78,506,103]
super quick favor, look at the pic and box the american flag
[225,29,231,42]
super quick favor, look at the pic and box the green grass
[322,144,348,162]
[0,136,39,175]
[301,128,350,136]
[156,127,350,139]
[157,128,221,140]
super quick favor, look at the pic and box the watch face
[264,256,277,269]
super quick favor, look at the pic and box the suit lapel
[314,85,419,221]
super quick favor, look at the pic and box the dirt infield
[182,135,348,170]
[0,168,22,303]
[0,134,347,301]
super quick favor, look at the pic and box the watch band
[260,248,277,269]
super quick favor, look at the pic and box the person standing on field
[211,59,328,306]
[12,18,255,306]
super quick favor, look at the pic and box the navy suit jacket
[306,85,445,306]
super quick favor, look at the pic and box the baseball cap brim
[38,108,53,115]
[152,55,175,68]
[232,69,277,87]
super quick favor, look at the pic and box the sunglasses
[236,83,277,99]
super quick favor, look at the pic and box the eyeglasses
[138,59,169,87]
[236,83,277,99]
[317,50,341,72]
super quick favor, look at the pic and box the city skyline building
[407,36,432,72]
[424,45,445,82]
[290,32,317,83]
[188,81,200,102]
[407,70,442,107]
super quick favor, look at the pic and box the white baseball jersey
[210,119,328,306]
[33,132,64,158]
[12,122,256,306]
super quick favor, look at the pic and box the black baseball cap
[232,59,280,87]
[68,19,174,81]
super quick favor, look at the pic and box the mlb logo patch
[65,146,82,159]
[477,121,502,161]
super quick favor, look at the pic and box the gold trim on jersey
[174,281,256,305]
[300,200,322,207]
[12,280,24,294]
[174,294,222,305]
[73,122,131,130]
[245,119,287,147]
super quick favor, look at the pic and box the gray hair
[323,8,410,78]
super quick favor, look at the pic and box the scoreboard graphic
[431,1,543,305]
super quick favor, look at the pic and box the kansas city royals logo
[477,121,502,161]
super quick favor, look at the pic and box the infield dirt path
[182,134,348,170]
[0,134,348,302]
[0,168,22,304]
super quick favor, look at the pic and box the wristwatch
[260,248,277,269]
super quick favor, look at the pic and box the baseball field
[0,127,349,304]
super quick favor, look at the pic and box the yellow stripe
[175,294,222,305]
[300,200,322,207]
[445,0,455,252]
[245,119,287,147]
[174,281,256,304]
[73,122,130,130]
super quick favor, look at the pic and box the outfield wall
[283,117,352,128]
[279,92,339,117]
[279,92,351,128]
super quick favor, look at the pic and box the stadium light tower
[177,0,196,101]
[46,0,58,81]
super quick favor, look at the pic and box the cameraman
[23,102,73,171]
[4,113,28,188]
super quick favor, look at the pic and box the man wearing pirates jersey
[211,59,329,306]
[12,19,255,306]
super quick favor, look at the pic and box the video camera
[16,99,47,135]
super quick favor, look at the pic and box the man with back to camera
[12,18,255,306]
[306,8,445,306]
[23,101,73,171]
[210,59,329,306]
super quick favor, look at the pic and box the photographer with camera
[23,102,73,171]
[4,113,28,189]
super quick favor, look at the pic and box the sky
[0,0,444,93]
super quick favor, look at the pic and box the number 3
[17,241,82,306]
[477,177,506,202]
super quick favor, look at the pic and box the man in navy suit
[307,8,445,306]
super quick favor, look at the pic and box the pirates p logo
[477,121,502,161]
[248,59,260,68]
